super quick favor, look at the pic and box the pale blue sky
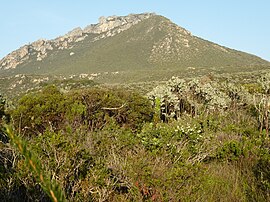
[1,0,269,61]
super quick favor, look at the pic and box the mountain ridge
[0,12,155,70]
[0,13,269,80]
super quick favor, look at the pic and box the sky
[0,0,269,61]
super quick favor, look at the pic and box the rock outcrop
[0,13,155,70]
[84,13,154,34]
[0,46,29,69]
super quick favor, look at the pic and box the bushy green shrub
[216,140,247,161]
[148,76,254,122]
[243,83,263,94]
[11,86,153,136]
[137,121,210,163]
[67,88,153,131]
[12,86,70,136]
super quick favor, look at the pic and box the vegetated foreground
[0,72,270,201]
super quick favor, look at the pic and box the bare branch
[101,103,127,110]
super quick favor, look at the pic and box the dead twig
[101,103,127,110]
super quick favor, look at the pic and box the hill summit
[0,13,269,81]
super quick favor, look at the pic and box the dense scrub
[12,86,153,136]
[0,74,270,201]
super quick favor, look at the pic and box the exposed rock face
[84,13,154,34]
[0,13,155,70]
[66,27,83,37]
[0,46,29,69]
[83,13,155,42]
[31,39,53,61]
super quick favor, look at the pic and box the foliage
[147,76,253,121]
[0,94,5,120]
[1,15,269,88]
[11,86,69,136]
[137,121,206,156]
[258,72,270,94]
[0,94,10,125]
[2,75,270,201]
[12,86,153,137]
[215,140,247,161]
[3,125,66,201]
[0,93,10,143]
[69,88,153,131]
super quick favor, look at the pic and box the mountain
[0,13,269,84]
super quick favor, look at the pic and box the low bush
[11,86,153,137]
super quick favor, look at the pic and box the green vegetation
[1,72,270,201]
[1,15,270,98]
[1,15,269,82]
[1,13,270,201]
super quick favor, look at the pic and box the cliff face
[0,13,155,70]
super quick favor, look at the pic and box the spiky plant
[4,125,66,202]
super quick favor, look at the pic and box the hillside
[0,13,269,84]
[1,13,270,202]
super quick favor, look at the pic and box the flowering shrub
[147,76,250,121]
[137,122,204,154]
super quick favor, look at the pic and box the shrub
[11,86,153,136]
[68,88,153,131]
[0,94,11,125]
[0,94,10,143]
[216,140,247,161]
[254,150,270,197]
[0,94,5,120]
[12,86,69,136]
[3,125,66,202]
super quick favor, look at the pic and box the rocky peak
[83,13,155,34]
[66,27,83,38]
[0,13,155,70]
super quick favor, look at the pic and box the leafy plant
[216,140,247,161]
[4,125,66,202]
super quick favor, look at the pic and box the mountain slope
[0,13,269,81]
